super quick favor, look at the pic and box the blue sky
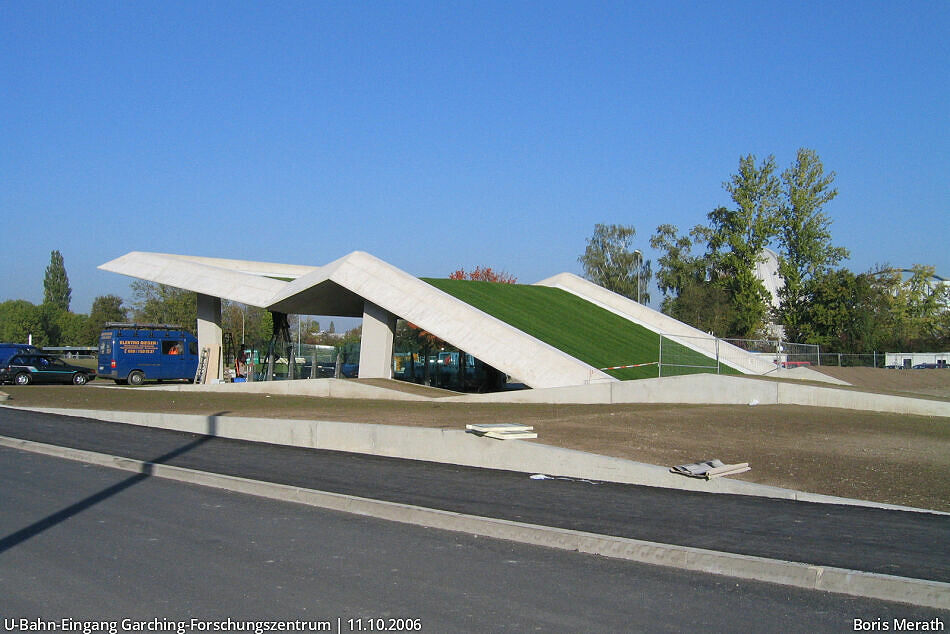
[2,1,947,314]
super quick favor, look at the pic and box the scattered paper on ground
[466,423,538,440]
[670,459,751,479]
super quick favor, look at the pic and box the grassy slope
[423,279,734,380]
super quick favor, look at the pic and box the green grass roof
[422,279,734,380]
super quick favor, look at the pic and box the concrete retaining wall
[448,374,950,417]
[141,373,950,417]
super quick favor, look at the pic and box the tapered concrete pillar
[358,300,397,379]
[197,293,223,382]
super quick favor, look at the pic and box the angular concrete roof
[99,251,292,308]
[99,250,614,388]
[101,250,813,388]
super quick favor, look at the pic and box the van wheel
[128,371,145,386]
[72,373,88,386]
[15,372,31,386]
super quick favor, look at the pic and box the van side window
[163,341,184,355]
[189,341,198,355]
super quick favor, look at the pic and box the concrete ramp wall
[535,273,779,375]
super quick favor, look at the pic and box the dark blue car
[0,343,41,366]
[1,353,96,385]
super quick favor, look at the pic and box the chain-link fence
[658,334,722,377]
[596,335,840,380]
[593,333,730,379]
[657,335,823,376]
[812,353,884,368]
[244,342,347,381]
[723,338,821,368]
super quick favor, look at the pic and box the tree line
[0,251,126,347]
[579,149,949,353]
[4,154,946,357]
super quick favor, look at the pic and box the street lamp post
[633,250,642,303]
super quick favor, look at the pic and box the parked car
[0,354,96,385]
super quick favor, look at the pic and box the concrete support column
[197,293,223,382]
[358,300,397,379]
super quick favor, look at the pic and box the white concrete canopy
[99,250,613,388]
[100,250,801,388]
[100,252,289,308]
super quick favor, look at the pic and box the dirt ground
[1,369,948,512]
[811,366,950,399]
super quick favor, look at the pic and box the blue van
[0,343,42,366]
[98,323,199,385]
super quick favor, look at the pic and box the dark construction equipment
[263,312,295,381]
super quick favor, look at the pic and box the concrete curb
[2,434,947,610]
[9,405,947,516]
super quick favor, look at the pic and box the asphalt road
[0,407,948,585]
[1,446,947,632]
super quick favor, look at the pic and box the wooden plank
[483,430,538,440]
[466,423,534,433]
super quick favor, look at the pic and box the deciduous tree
[54,310,89,346]
[703,154,782,337]
[579,223,651,302]
[43,250,71,312]
[650,224,703,313]
[130,281,197,332]
[775,148,849,340]
[449,266,517,283]
[85,295,128,343]
[0,300,47,346]
[650,224,736,336]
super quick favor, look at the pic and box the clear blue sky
[2,1,947,314]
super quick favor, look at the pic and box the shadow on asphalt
[0,414,225,554]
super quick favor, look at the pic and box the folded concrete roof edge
[98,250,613,388]
[98,251,289,308]
[99,250,819,387]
